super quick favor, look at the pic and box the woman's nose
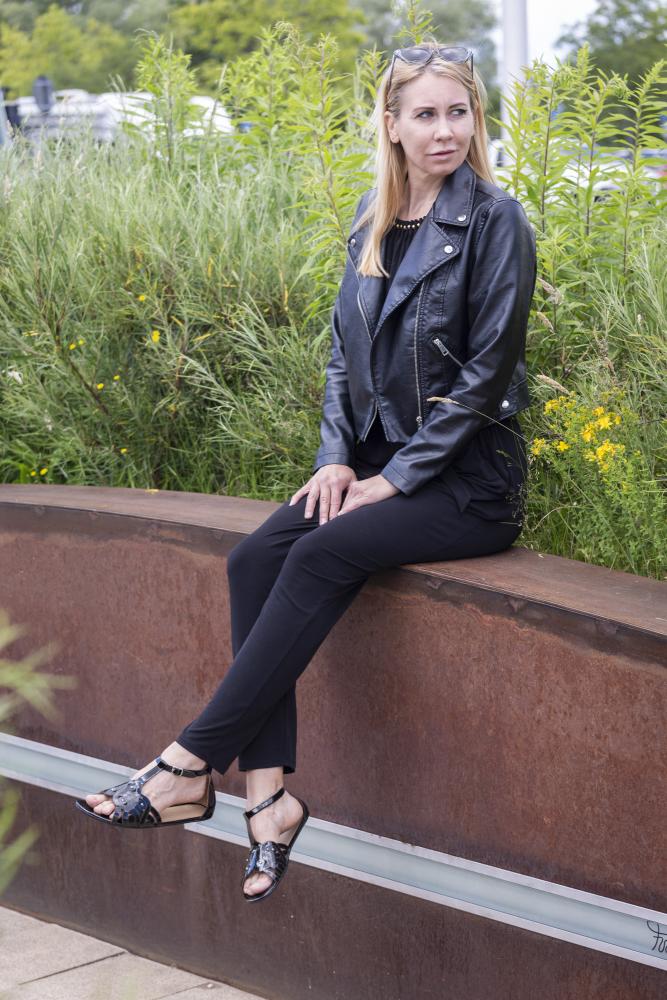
[433,119,454,140]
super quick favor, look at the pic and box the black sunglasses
[386,45,474,95]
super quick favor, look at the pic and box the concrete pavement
[0,906,265,1000]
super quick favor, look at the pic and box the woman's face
[383,71,475,182]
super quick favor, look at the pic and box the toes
[245,874,271,895]
[93,798,115,816]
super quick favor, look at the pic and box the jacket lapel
[350,158,477,339]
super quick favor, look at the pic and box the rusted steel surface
[1,483,664,644]
[4,785,666,1000]
[0,484,665,997]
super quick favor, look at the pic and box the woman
[76,41,537,904]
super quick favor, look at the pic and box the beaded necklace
[393,214,427,230]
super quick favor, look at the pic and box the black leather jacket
[312,158,537,496]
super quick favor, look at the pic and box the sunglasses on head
[386,45,474,95]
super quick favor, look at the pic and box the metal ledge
[1,732,665,970]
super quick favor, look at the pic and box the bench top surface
[1,484,664,639]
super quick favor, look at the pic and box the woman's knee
[226,533,269,582]
[226,505,299,582]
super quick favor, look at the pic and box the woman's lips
[430,150,456,156]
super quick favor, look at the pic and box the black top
[382,214,427,282]
[353,215,527,522]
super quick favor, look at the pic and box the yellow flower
[530,437,547,457]
[556,441,569,451]
[581,423,596,443]
[97,382,104,390]
[120,447,128,454]
[584,450,596,462]
[113,374,120,381]
[30,469,37,476]
[39,467,47,475]
[137,294,146,302]
[77,338,85,346]
[151,330,160,343]
[544,398,559,413]
[68,342,76,350]
[614,414,621,424]
[594,441,623,468]
[596,415,612,430]
[593,406,605,417]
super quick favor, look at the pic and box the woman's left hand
[337,474,401,515]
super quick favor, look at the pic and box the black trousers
[175,416,526,776]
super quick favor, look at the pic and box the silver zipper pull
[416,415,422,427]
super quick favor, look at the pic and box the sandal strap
[156,756,212,778]
[101,761,161,796]
[243,786,285,819]
[243,840,288,883]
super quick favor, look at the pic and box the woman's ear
[383,109,398,143]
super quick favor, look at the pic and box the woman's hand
[337,474,400,515]
[289,465,358,524]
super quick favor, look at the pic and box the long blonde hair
[357,42,496,277]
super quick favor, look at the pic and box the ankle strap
[244,786,285,817]
[156,756,212,778]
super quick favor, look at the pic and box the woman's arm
[379,197,537,497]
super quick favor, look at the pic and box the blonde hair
[357,42,496,277]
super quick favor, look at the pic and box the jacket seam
[471,195,521,253]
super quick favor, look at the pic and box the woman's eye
[417,109,467,119]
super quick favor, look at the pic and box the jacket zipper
[414,282,427,428]
[433,336,464,368]
[355,275,387,439]
[356,287,373,345]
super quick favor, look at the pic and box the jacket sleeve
[312,193,372,473]
[311,286,357,472]
[379,197,537,496]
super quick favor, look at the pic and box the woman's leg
[82,497,360,854]
[82,499,314,821]
[218,505,369,896]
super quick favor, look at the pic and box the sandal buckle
[171,765,184,776]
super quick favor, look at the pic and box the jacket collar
[349,159,477,339]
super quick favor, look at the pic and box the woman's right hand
[288,465,358,524]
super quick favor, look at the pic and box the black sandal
[74,756,216,829]
[241,786,310,902]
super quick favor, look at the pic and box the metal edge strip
[1,732,665,971]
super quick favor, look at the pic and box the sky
[491,0,600,68]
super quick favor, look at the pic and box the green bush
[0,611,73,896]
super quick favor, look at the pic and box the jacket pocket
[429,335,464,368]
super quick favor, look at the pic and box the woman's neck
[399,176,445,219]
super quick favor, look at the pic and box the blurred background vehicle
[490,138,666,199]
[1,77,234,145]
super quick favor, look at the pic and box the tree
[0,1,175,36]
[168,0,366,88]
[0,5,136,96]
[356,0,498,87]
[556,0,667,86]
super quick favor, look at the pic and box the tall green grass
[0,26,665,577]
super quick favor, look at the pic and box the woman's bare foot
[84,741,209,819]
[243,789,305,897]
